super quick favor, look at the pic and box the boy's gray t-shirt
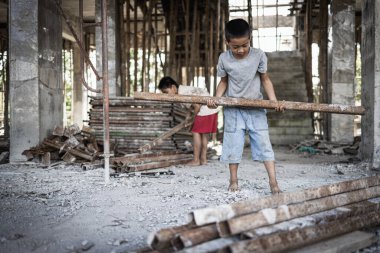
[217,47,267,100]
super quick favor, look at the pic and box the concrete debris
[3,146,378,253]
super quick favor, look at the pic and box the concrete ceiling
[0,0,96,24]
[62,0,96,22]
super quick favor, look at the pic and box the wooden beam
[222,210,380,253]
[138,115,193,153]
[170,200,380,251]
[289,231,376,253]
[189,175,380,226]
[134,92,366,115]
[218,185,380,236]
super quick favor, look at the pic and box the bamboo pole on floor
[134,92,366,115]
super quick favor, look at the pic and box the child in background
[158,76,220,166]
[207,19,284,193]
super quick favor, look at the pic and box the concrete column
[95,0,121,96]
[72,45,86,128]
[9,0,63,162]
[330,0,356,143]
[361,1,380,169]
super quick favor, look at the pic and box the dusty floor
[0,146,378,253]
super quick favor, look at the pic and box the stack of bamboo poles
[89,97,193,154]
[141,175,380,253]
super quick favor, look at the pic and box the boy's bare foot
[270,181,281,194]
[200,159,208,165]
[187,160,201,166]
[228,181,239,192]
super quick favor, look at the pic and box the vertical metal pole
[102,0,110,183]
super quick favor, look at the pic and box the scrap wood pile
[139,175,380,253]
[22,124,102,166]
[110,150,193,173]
[89,97,203,172]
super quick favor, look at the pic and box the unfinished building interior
[1,0,380,252]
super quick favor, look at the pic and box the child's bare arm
[260,73,285,112]
[192,103,201,115]
[207,76,228,108]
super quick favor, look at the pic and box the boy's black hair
[158,76,179,90]
[225,18,251,41]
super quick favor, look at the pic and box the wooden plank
[289,231,376,253]
[139,116,193,153]
[43,139,94,161]
[223,210,380,253]
[134,92,366,115]
[219,186,380,236]
[189,175,380,226]
[150,199,380,252]
[127,156,193,172]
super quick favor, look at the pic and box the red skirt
[191,113,218,133]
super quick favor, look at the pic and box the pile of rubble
[290,136,361,155]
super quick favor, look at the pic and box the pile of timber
[89,97,193,154]
[89,97,197,172]
[111,150,193,173]
[22,124,101,165]
[141,175,380,253]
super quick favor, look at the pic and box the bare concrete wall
[361,0,380,169]
[95,0,121,96]
[38,0,63,139]
[267,51,314,145]
[9,0,63,162]
[330,0,356,143]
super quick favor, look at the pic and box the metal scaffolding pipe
[102,0,110,183]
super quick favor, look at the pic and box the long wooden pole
[171,200,380,251]
[149,175,380,250]
[218,185,380,237]
[134,92,365,115]
[222,210,380,253]
[189,174,380,226]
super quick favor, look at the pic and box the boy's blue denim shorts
[220,107,275,163]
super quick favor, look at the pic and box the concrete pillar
[95,0,121,96]
[9,0,63,162]
[361,1,380,169]
[72,45,86,128]
[330,0,356,143]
